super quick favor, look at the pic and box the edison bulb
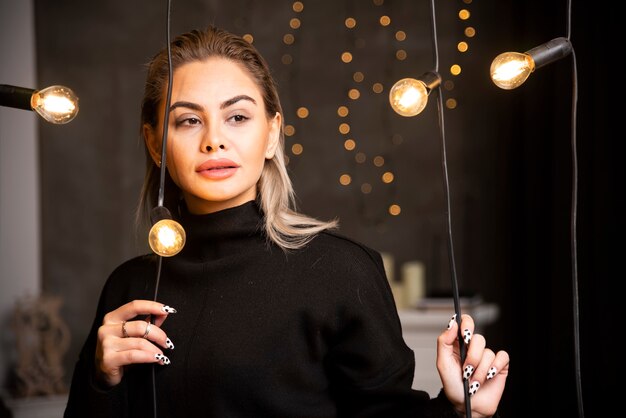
[389,78,429,117]
[490,52,535,90]
[148,219,186,257]
[490,38,572,90]
[31,85,79,124]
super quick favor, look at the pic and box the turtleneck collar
[175,200,266,261]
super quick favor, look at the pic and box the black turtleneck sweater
[64,201,458,418]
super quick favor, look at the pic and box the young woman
[64,26,509,418]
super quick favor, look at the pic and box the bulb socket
[0,84,36,111]
[526,37,572,70]
[150,205,172,225]
[418,71,442,91]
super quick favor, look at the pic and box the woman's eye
[229,114,249,123]
[175,117,201,127]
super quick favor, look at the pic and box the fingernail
[162,305,177,314]
[463,365,474,380]
[155,353,171,365]
[487,367,497,380]
[447,314,457,330]
[166,338,175,350]
[463,328,472,344]
[468,381,480,396]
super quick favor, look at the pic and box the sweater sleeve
[321,239,461,417]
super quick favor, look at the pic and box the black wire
[151,1,173,417]
[157,0,173,208]
[568,49,583,418]
[151,256,163,418]
[564,1,583,417]
[429,0,439,72]
[427,0,470,415]
[434,86,471,417]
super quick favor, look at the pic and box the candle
[402,261,425,308]
[381,252,394,283]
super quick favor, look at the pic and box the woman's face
[145,57,281,214]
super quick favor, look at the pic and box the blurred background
[0,0,620,416]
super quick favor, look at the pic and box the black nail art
[166,338,175,350]
[469,381,480,396]
[463,328,472,344]
[463,365,474,380]
[487,367,497,379]
[155,353,171,365]
[447,314,457,330]
[162,305,177,314]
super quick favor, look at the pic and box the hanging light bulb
[389,72,441,117]
[490,37,572,90]
[0,84,79,124]
[31,85,79,124]
[148,206,186,257]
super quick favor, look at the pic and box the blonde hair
[138,26,337,250]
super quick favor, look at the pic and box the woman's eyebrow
[170,101,203,112]
[220,94,257,109]
[169,95,257,113]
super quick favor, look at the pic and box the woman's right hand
[94,300,177,387]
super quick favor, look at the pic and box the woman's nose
[205,144,225,152]
[201,127,226,152]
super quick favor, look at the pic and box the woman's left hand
[436,314,510,418]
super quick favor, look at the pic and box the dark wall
[31,0,620,416]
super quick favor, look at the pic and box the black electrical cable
[570,48,585,418]
[564,1,583,416]
[427,0,471,416]
[150,1,173,417]
[157,0,173,210]
[563,1,583,417]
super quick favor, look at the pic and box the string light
[389,73,441,117]
[0,84,79,124]
[148,207,186,257]
[387,0,472,414]
[148,0,185,258]
[490,37,572,90]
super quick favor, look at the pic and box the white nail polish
[162,305,177,314]
[463,328,472,344]
[469,381,480,396]
[487,367,497,380]
[447,314,457,330]
[155,353,171,365]
[166,338,175,350]
[463,365,474,380]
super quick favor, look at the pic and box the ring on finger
[121,321,129,338]
[143,321,152,339]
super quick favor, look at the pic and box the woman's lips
[197,158,239,179]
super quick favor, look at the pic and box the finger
[486,350,510,382]
[96,328,172,386]
[122,319,175,350]
[437,313,475,361]
[466,349,510,409]
[458,314,475,345]
[102,339,171,368]
[440,313,460,346]
[470,347,496,382]
[436,313,466,401]
[103,300,178,325]
[462,333,486,382]
[465,346,495,397]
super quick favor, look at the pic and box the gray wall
[0,0,40,390]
